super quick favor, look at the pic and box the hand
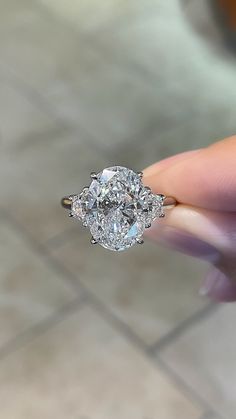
[143,136,236,302]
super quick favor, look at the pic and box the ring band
[61,166,177,252]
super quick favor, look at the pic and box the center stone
[71,166,163,251]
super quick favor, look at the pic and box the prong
[91,237,98,245]
[90,172,98,180]
[83,186,89,193]
[158,194,165,202]
[145,186,151,192]
[136,238,144,245]
[137,171,143,179]
[68,212,73,217]
[159,213,165,218]
[145,223,152,229]
[61,196,73,209]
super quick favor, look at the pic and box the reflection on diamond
[71,166,164,251]
[125,222,141,239]
[99,169,116,183]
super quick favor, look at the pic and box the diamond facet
[71,166,164,251]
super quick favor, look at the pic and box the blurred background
[0,0,236,418]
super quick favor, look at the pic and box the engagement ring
[61,166,176,251]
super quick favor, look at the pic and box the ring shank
[61,196,73,209]
[61,195,177,210]
[163,196,177,209]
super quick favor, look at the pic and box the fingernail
[200,267,236,302]
[146,226,219,262]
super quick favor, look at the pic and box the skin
[143,136,236,302]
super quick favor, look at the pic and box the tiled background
[0,1,236,418]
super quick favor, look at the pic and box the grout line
[1,57,159,156]
[0,1,181,155]
[154,356,220,417]
[0,5,231,415]
[90,301,217,413]
[0,3,196,157]
[78,292,218,415]
[0,295,86,361]
[148,302,219,355]
[0,212,152,363]
[0,209,82,296]
[0,63,106,155]
[0,208,148,348]
[1,209,220,413]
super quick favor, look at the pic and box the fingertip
[143,136,236,211]
[143,149,201,178]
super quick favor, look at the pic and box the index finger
[143,136,236,212]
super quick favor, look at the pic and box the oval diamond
[71,166,164,251]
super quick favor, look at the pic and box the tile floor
[0,0,236,418]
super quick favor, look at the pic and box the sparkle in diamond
[71,166,164,251]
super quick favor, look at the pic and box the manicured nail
[200,267,236,302]
[146,226,219,262]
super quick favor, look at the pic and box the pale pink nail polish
[200,267,236,302]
